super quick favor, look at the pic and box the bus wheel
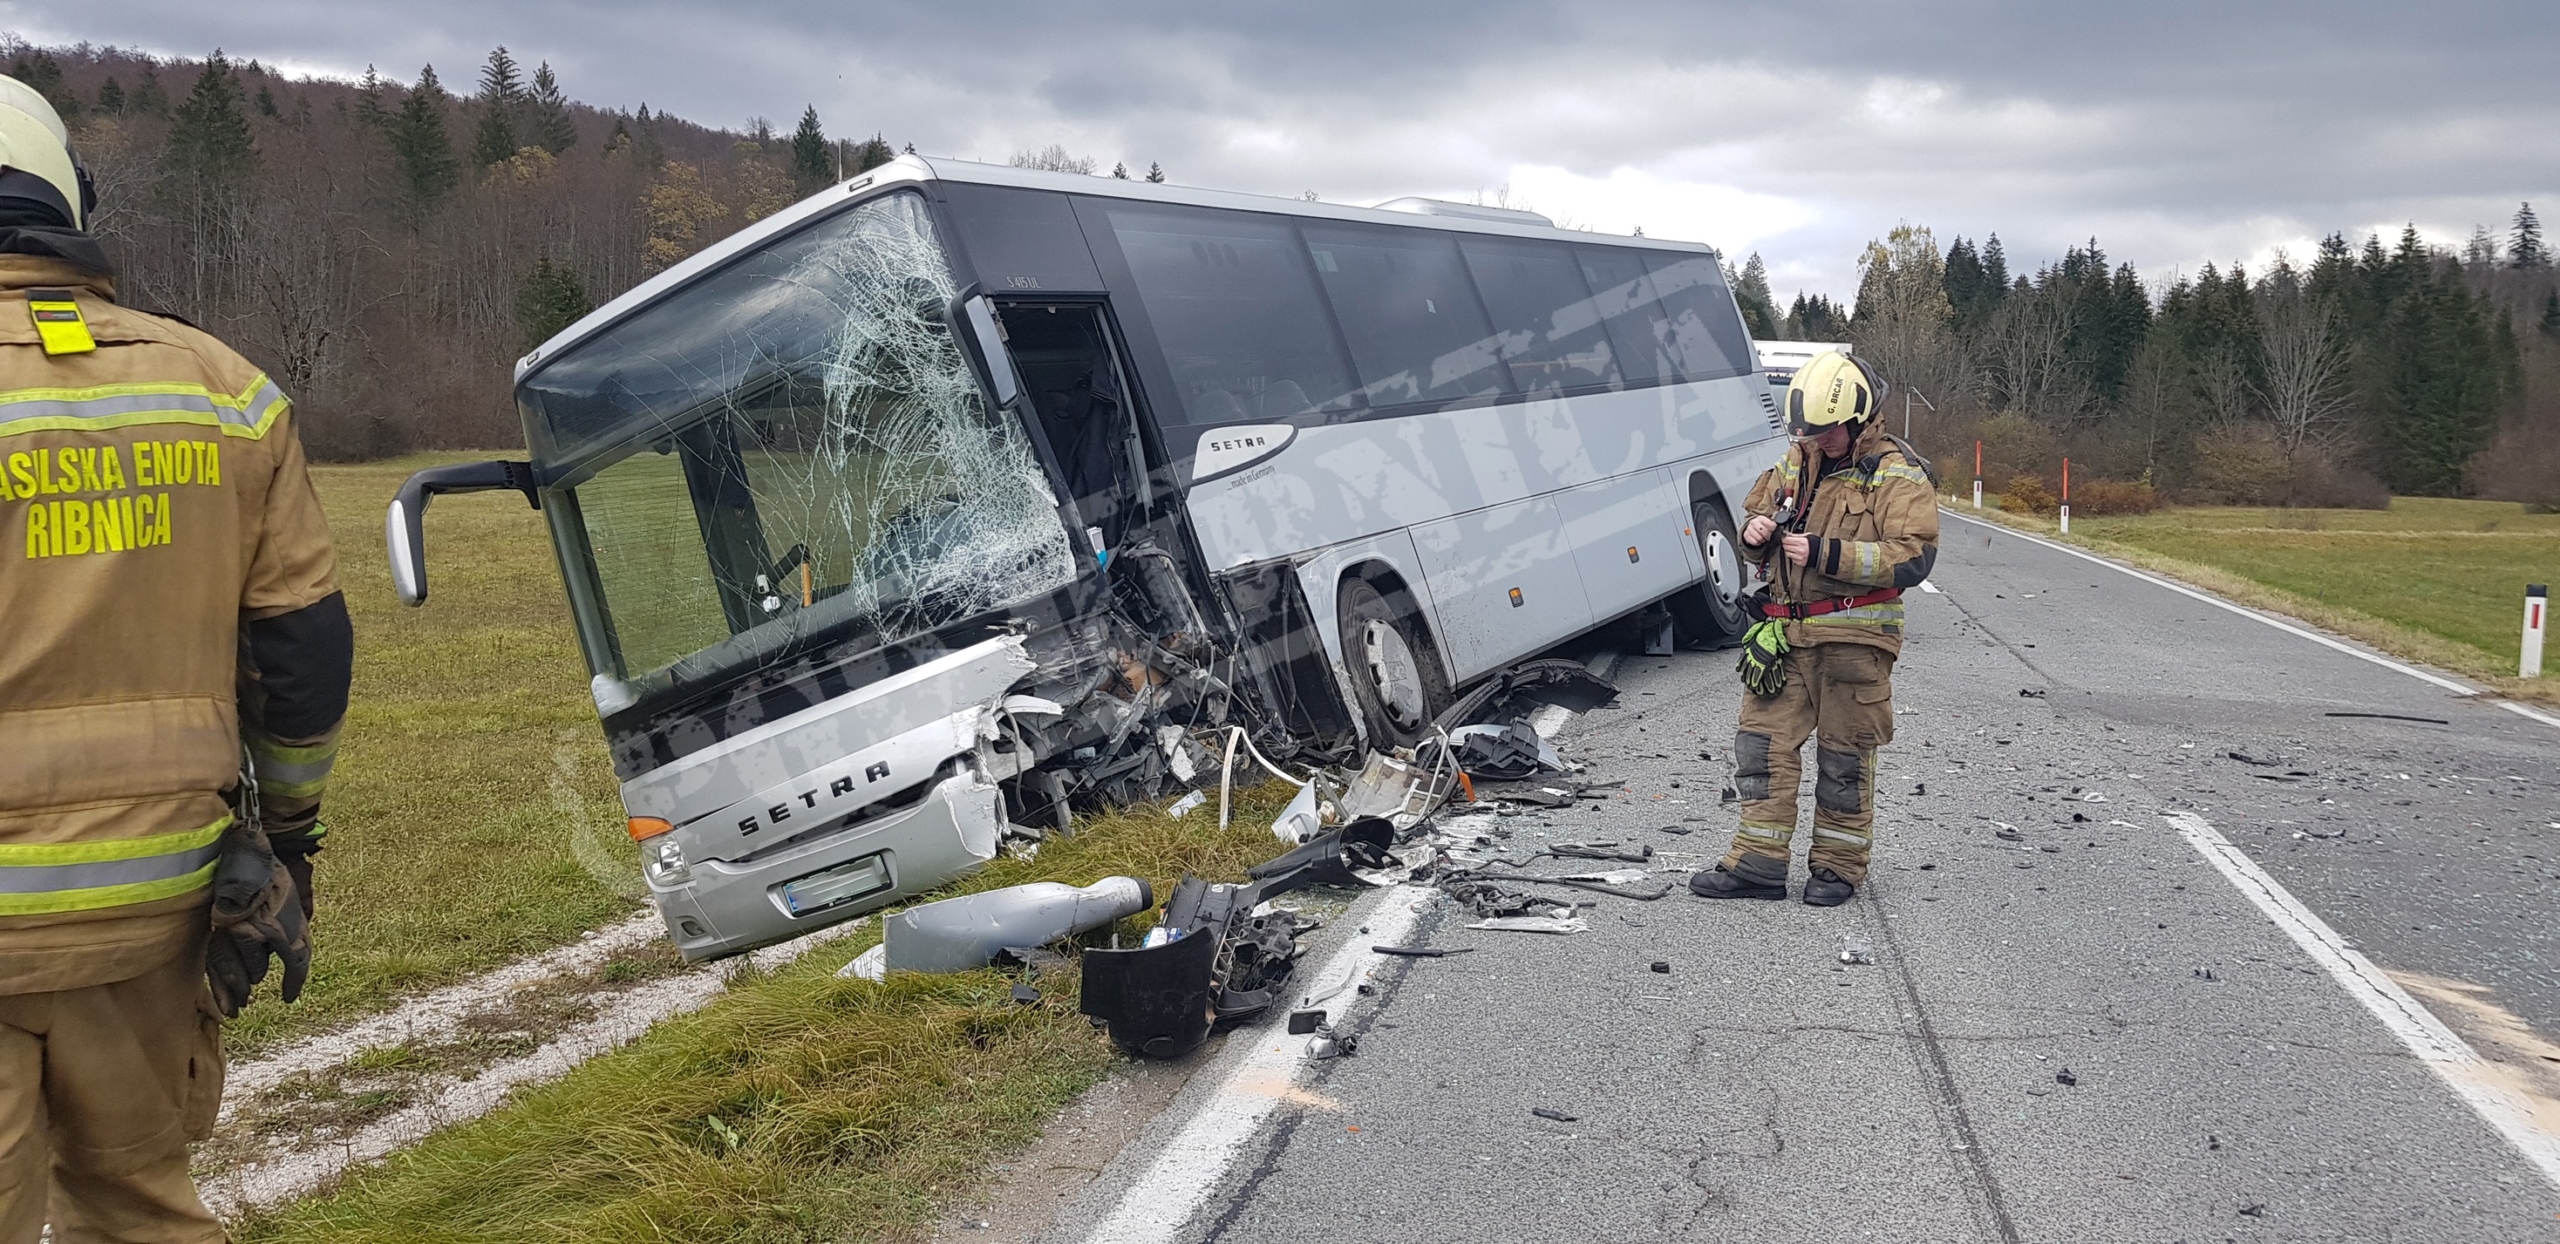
[1337,576,1447,751]
[1671,500,1752,647]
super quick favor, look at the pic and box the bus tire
[1337,576,1448,751]
[1670,499,1752,647]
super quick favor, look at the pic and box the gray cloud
[14,1,2557,297]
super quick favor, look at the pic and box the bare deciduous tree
[2252,283,2357,503]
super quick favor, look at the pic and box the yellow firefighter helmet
[1785,351,1887,436]
[0,74,87,228]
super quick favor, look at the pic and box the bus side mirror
[947,288,1024,411]
[386,460,541,606]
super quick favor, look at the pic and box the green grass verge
[1952,496,2560,705]
[234,783,1307,1244]
[228,454,638,1056]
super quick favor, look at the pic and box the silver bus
[386,156,1786,959]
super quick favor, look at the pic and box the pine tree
[391,64,460,214]
[1112,161,1130,179]
[96,77,123,114]
[1145,161,1166,183]
[791,106,830,184]
[1980,234,2010,307]
[527,63,575,154]
[165,50,256,187]
[255,83,279,118]
[2542,292,2560,336]
[851,134,894,173]
[355,66,390,130]
[2513,202,2549,270]
[131,68,167,116]
[13,51,79,122]
[516,256,593,351]
[472,46,525,167]
[1732,253,1777,337]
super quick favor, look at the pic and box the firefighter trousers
[0,939,225,1244]
[1720,641,1897,885]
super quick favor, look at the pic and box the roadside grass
[233,782,1308,1244]
[229,454,637,1055]
[1953,496,2560,705]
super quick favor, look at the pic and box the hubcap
[1360,618,1428,730]
[1703,528,1743,609]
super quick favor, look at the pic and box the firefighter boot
[1690,852,1788,900]
[1802,867,1856,907]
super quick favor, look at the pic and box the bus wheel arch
[1671,481,1752,647]
[1334,565,1451,750]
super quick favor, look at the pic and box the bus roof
[519,153,1720,384]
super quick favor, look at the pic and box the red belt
[1760,588,1902,620]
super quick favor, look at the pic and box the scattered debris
[1010,983,1042,1006]
[1287,1009,1326,1035]
[1650,961,1672,974]
[1443,722,1562,780]
[1530,1107,1579,1123]
[2238,1203,2266,1218]
[2055,1068,2079,1087]
[1657,822,1695,835]
[1557,867,1651,886]
[1167,790,1208,819]
[1552,841,1653,863]
[2192,967,2218,981]
[1373,945,1472,958]
[2323,711,2449,725]
[2227,750,2275,766]
[1466,915,1590,935]
[1836,933,1875,965]
[2019,688,2047,698]
[1271,780,1326,843]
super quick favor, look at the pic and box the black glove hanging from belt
[207,765,312,1018]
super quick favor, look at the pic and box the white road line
[1077,883,1433,1244]
[1941,509,2503,703]
[2165,810,2560,1189]
[2502,701,2560,730]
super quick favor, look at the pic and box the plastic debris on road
[1466,915,1590,934]
[1167,790,1208,819]
[1836,932,1876,965]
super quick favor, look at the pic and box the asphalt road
[1040,510,2560,1244]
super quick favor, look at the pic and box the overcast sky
[10,2,2555,301]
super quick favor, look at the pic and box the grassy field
[232,454,639,1055]
[1967,496,2560,702]
[235,453,1315,1240]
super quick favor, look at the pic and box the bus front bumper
[644,767,1003,962]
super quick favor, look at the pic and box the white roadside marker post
[1972,440,1983,509]
[2525,584,2548,678]
[2058,457,2071,535]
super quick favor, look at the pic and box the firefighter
[1692,351,1937,906]
[0,75,348,1242]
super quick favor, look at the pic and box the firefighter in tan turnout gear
[1692,351,1937,906]
[0,77,349,1242]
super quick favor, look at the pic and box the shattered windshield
[520,191,1079,687]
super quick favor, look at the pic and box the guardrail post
[2526,584,2548,678]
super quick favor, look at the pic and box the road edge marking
[1075,883,1433,1244]
[1940,508,2496,703]
[2164,810,2560,1189]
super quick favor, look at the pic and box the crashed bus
[384,156,1787,960]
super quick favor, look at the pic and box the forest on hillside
[1723,213,2560,509]
[4,39,907,457]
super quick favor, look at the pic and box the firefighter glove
[206,824,312,1018]
[1737,619,1790,698]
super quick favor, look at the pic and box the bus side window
[1101,203,1360,426]
[1459,236,1622,399]
[1573,247,1683,386]
[1300,222,1512,411]
[1642,252,1755,382]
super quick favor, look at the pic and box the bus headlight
[644,836,692,885]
